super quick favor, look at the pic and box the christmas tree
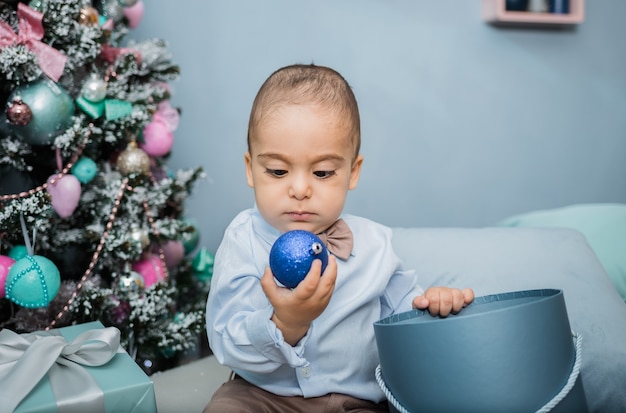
[0,0,212,373]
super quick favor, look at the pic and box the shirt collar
[251,205,282,248]
[251,205,355,258]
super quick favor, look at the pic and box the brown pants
[203,376,390,413]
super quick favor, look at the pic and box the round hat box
[374,289,588,413]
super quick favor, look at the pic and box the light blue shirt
[206,207,424,402]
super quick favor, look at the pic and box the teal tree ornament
[71,157,99,184]
[5,214,60,307]
[5,255,61,308]
[7,78,75,145]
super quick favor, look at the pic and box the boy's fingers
[412,296,429,309]
[449,289,464,313]
[294,259,323,298]
[428,292,441,316]
[320,255,337,286]
[317,255,337,299]
[463,288,475,305]
[260,267,279,299]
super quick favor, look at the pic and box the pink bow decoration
[153,101,180,132]
[0,3,67,82]
[100,44,142,65]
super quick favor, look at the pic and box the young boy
[204,64,474,412]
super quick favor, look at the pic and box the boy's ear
[244,152,254,188]
[349,155,363,190]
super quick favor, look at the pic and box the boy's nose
[288,175,312,200]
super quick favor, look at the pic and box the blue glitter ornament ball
[269,230,329,289]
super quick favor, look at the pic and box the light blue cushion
[391,227,626,413]
[497,203,626,300]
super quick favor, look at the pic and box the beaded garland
[0,125,169,329]
[46,177,168,329]
[0,127,92,203]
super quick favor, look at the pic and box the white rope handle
[375,364,411,413]
[536,332,583,412]
[376,332,582,413]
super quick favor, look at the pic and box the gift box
[0,321,157,413]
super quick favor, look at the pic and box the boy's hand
[413,287,474,317]
[261,255,338,346]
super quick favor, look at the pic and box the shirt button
[301,366,312,378]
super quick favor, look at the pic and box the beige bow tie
[317,219,353,261]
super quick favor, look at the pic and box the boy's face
[245,103,363,234]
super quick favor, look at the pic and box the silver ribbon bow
[0,327,121,413]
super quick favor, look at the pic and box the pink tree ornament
[0,255,16,299]
[161,240,185,269]
[140,120,174,157]
[46,174,81,218]
[139,100,179,157]
[131,254,166,288]
[124,0,145,29]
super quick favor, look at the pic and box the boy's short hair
[247,64,361,159]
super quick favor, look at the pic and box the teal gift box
[0,321,157,413]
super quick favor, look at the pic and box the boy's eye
[314,170,335,179]
[266,169,287,177]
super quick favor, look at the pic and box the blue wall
[132,1,626,252]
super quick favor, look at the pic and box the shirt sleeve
[380,236,425,317]
[206,220,310,373]
[381,264,425,316]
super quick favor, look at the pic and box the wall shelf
[482,0,585,26]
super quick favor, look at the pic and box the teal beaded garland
[5,255,61,308]
[7,78,75,145]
